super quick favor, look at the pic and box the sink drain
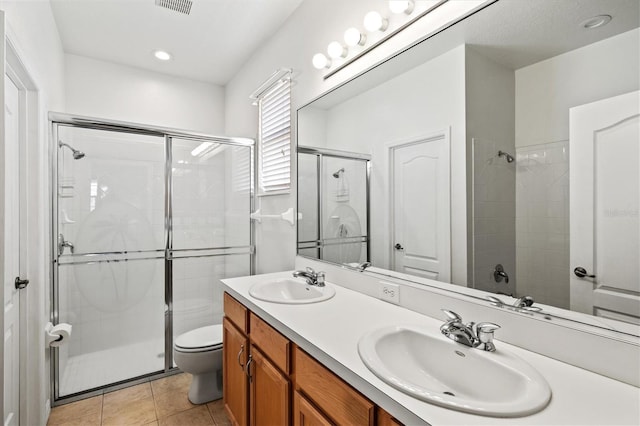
[454,350,465,357]
[443,391,455,396]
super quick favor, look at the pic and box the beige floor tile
[102,395,157,426]
[47,396,103,426]
[206,400,231,426]
[104,383,153,410]
[150,373,191,396]
[153,389,197,419]
[47,410,101,426]
[158,406,214,426]
[144,422,159,426]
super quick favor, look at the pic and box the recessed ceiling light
[153,50,172,61]
[581,15,612,29]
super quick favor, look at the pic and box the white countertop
[222,271,640,426]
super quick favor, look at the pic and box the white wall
[65,54,225,134]
[514,28,640,309]
[0,1,66,424]
[516,28,640,148]
[465,46,515,295]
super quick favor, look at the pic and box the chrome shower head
[498,150,514,163]
[332,168,344,178]
[59,141,85,160]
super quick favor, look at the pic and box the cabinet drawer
[295,347,374,426]
[250,312,290,374]
[224,292,248,333]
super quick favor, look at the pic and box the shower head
[498,150,514,163]
[59,141,85,160]
[332,168,344,178]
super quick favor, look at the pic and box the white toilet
[173,324,223,404]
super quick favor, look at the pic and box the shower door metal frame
[296,145,371,262]
[49,112,255,404]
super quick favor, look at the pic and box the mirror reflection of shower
[59,141,86,159]
[498,150,514,163]
[332,168,344,178]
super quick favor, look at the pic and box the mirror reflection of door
[570,91,640,323]
[390,132,450,281]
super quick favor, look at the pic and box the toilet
[173,324,223,404]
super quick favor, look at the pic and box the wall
[65,54,225,134]
[0,1,66,424]
[514,28,640,308]
[465,46,515,295]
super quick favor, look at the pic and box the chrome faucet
[292,267,325,287]
[58,233,75,255]
[440,310,500,352]
[356,261,371,272]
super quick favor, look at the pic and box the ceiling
[50,0,303,85]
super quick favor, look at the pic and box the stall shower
[297,146,370,266]
[50,114,254,402]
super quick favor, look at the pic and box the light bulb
[153,50,172,61]
[389,0,414,14]
[312,53,331,70]
[344,27,366,47]
[363,11,388,32]
[327,41,347,59]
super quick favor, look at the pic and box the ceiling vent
[155,0,193,15]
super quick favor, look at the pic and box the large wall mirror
[297,0,639,339]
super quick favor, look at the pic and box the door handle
[15,277,29,290]
[394,243,404,251]
[245,355,253,383]
[574,267,596,279]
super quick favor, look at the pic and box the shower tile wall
[472,139,516,295]
[515,141,570,308]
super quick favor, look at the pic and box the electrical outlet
[379,281,400,304]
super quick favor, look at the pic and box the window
[258,78,291,194]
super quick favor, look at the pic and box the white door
[391,133,450,281]
[3,75,23,426]
[570,91,640,324]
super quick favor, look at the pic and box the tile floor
[47,373,231,426]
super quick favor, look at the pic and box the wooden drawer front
[293,390,333,426]
[250,312,290,374]
[295,348,374,426]
[376,407,403,426]
[224,292,248,333]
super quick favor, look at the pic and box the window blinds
[258,79,291,193]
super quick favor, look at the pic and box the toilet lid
[175,324,223,350]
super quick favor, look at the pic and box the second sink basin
[358,325,551,417]
[249,278,336,304]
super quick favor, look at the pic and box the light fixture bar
[324,0,494,80]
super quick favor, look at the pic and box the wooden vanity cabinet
[223,292,403,426]
[223,293,290,426]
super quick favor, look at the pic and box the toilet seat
[174,324,223,353]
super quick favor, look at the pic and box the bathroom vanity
[222,271,640,425]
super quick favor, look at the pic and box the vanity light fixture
[389,0,414,15]
[363,11,388,32]
[153,49,172,61]
[581,14,612,29]
[327,41,348,59]
[312,53,331,69]
[344,27,366,47]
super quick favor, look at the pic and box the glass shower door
[55,126,166,397]
[170,138,252,356]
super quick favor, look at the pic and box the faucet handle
[476,322,500,351]
[476,322,500,333]
[305,267,316,275]
[316,271,325,286]
[442,309,462,323]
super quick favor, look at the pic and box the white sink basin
[358,325,551,417]
[249,278,336,304]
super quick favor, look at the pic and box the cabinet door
[249,346,290,426]
[223,318,248,426]
[293,390,333,426]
